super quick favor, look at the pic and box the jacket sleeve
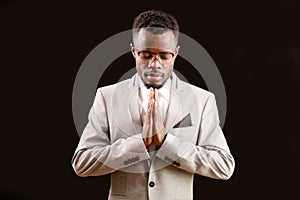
[71,88,150,177]
[156,93,235,180]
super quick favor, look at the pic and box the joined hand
[142,88,166,148]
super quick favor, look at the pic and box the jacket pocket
[110,172,127,197]
[171,125,197,143]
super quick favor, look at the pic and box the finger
[153,101,165,134]
[147,87,154,109]
[150,99,154,119]
[149,102,153,136]
[150,99,155,114]
[144,95,153,122]
[147,99,154,138]
[150,99,155,124]
[154,88,158,102]
[153,100,158,121]
[152,101,158,133]
[144,99,154,124]
[145,101,153,124]
[153,101,160,124]
[143,107,153,146]
[150,87,154,101]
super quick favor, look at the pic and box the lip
[145,73,163,82]
[145,72,163,77]
[147,74,161,77]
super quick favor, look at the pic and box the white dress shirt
[138,76,171,124]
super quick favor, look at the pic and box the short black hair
[132,10,179,42]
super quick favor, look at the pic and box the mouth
[147,74,162,78]
[145,73,163,81]
[145,72,163,77]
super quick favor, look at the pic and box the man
[72,10,235,200]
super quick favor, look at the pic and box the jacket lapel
[164,73,186,133]
[111,74,142,136]
[127,74,143,132]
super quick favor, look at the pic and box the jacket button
[149,181,155,187]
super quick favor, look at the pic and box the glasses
[132,47,176,65]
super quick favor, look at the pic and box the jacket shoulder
[96,79,131,96]
[180,80,212,98]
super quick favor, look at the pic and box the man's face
[132,29,179,88]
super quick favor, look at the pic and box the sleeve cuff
[155,133,192,166]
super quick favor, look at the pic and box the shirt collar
[138,75,171,101]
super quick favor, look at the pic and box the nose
[148,55,162,68]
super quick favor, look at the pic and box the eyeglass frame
[130,43,179,65]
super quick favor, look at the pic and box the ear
[130,43,136,57]
[175,45,180,54]
[173,45,180,59]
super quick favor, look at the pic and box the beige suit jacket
[72,72,235,200]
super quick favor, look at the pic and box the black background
[1,0,299,199]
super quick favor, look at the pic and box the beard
[144,83,164,89]
[143,74,171,89]
[137,65,173,89]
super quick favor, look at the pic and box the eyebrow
[138,50,173,54]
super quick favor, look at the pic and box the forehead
[133,29,177,52]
